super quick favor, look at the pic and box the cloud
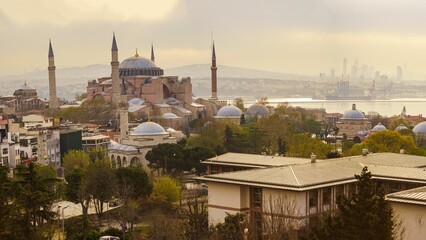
[1,0,181,25]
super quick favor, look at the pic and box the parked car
[99,236,120,240]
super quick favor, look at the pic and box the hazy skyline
[2,0,426,78]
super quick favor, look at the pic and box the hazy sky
[2,0,426,78]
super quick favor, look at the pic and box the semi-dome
[247,104,269,116]
[413,121,426,134]
[128,98,145,106]
[342,104,366,119]
[216,105,243,118]
[162,113,179,119]
[371,123,387,132]
[119,52,164,77]
[131,121,167,135]
[395,124,408,132]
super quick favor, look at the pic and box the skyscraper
[342,58,347,76]
[397,66,403,81]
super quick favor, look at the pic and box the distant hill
[0,64,313,100]
[165,64,306,80]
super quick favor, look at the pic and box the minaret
[48,40,59,109]
[210,42,218,101]
[151,43,155,63]
[119,79,129,136]
[111,33,120,106]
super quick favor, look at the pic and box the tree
[256,97,269,105]
[85,160,117,224]
[65,168,91,240]
[153,176,181,203]
[12,163,59,240]
[345,131,417,156]
[183,197,209,240]
[62,149,90,174]
[233,97,245,111]
[211,213,247,240]
[285,134,334,159]
[306,167,395,240]
[115,166,152,200]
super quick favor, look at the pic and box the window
[309,190,318,208]
[250,187,262,209]
[2,148,8,155]
[336,185,345,197]
[323,187,331,205]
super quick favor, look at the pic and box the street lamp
[61,205,70,240]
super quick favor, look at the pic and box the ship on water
[321,79,386,100]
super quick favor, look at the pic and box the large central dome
[119,52,164,77]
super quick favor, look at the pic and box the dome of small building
[395,124,408,132]
[119,51,164,77]
[357,130,369,136]
[128,98,145,106]
[216,105,243,118]
[166,127,176,133]
[342,104,366,119]
[372,123,387,132]
[162,113,179,119]
[131,121,167,135]
[413,121,426,134]
[247,104,269,116]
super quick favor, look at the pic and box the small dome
[357,130,369,136]
[372,123,387,132]
[413,121,426,134]
[128,98,145,106]
[247,104,269,116]
[216,105,243,118]
[131,121,167,135]
[166,127,176,132]
[395,124,408,132]
[162,113,179,119]
[342,104,366,119]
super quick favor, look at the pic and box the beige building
[386,186,426,240]
[197,152,426,232]
[336,104,371,138]
[109,121,184,169]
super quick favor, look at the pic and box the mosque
[85,34,224,127]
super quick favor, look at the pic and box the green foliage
[233,97,245,111]
[1,163,60,240]
[306,167,395,240]
[115,166,152,200]
[85,160,117,223]
[87,147,109,162]
[211,213,247,240]
[153,176,181,203]
[345,131,417,156]
[285,134,334,159]
[62,150,90,175]
[59,98,114,125]
[146,143,215,174]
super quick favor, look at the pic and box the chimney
[310,153,316,163]
[362,148,368,156]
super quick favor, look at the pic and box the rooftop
[198,153,426,191]
[386,186,426,206]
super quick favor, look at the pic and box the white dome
[131,121,167,135]
[371,123,387,132]
[395,124,408,132]
[216,105,243,118]
[247,104,269,116]
[413,121,426,134]
[162,113,179,119]
[342,104,366,120]
[166,127,176,132]
[128,98,145,106]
